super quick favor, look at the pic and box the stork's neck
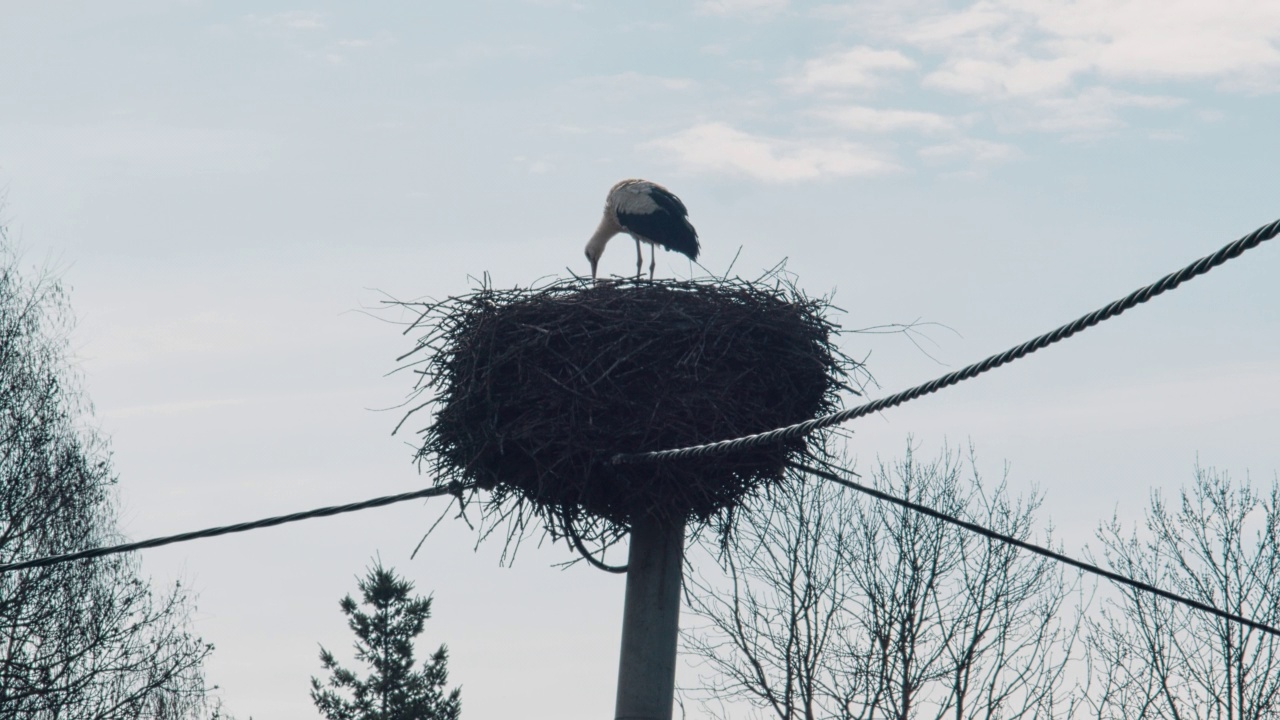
[585,214,620,258]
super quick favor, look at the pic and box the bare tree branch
[0,244,217,719]
[682,443,1084,720]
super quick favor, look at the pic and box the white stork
[584,179,700,281]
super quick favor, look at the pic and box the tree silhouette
[311,562,461,720]
[0,231,216,718]
[683,445,1083,719]
[1086,466,1280,719]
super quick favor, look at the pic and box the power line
[615,216,1280,465]
[0,483,471,574]
[9,218,1279,602]
[790,460,1280,639]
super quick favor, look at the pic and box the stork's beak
[589,256,599,282]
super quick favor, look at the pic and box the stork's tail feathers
[664,221,699,261]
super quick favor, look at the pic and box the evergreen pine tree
[310,563,461,720]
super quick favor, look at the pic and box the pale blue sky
[3,1,1280,718]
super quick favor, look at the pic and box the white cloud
[902,3,1011,47]
[326,33,395,64]
[513,156,556,175]
[1036,0,1280,85]
[646,122,900,182]
[924,55,1089,98]
[698,0,788,17]
[1024,86,1185,133]
[789,46,916,92]
[919,137,1020,164]
[814,105,959,133]
[901,0,1280,97]
[801,0,1272,141]
[519,0,588,8]
[244,11,326,30]
[576,72,698,92]
[336,34,394,49]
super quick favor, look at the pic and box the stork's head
[584,211,620,281]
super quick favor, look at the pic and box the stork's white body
[585,179,700,281]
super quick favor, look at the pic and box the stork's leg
[649,243,656,280]
[635,238,643,279]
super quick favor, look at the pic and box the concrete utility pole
[614,515,687,720]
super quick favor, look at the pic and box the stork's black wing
[615,184,700,261]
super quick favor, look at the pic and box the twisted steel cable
[0,483,471,574]
[615,216,1280,465]
[792,460,1280,638]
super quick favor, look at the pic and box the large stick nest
[394,274,862,558]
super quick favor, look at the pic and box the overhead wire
[0,482,471,574]
[789,460,1280,639]
[615,215,1280,465]
[6,215,1280,643]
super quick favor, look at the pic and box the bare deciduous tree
[683,445,1082,720]
[0,241,217,719]
[1086,466,1280,720]
[684,477,857,720]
